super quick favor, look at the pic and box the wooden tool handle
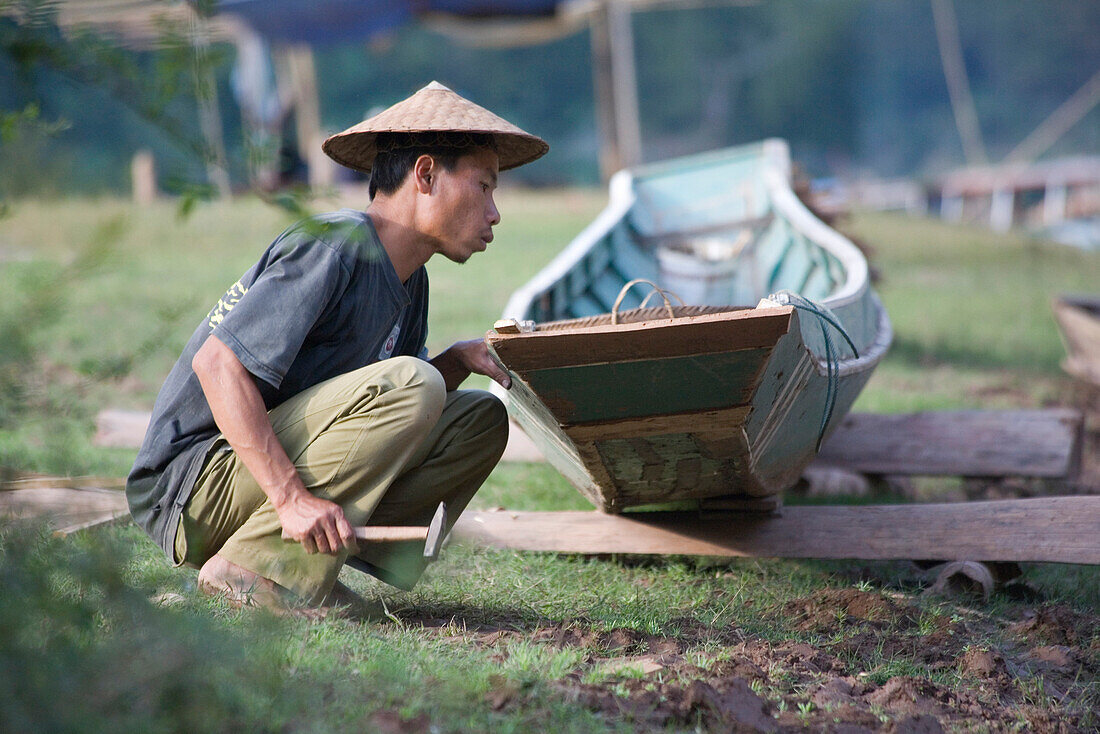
[354,526,429,543]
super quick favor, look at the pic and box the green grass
[845,212,1099,412]
[2,193,1099,731]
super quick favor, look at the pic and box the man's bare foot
[197,554,319,618]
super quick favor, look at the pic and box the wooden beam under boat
[815,408,1084,478]
[453,496,1100,565]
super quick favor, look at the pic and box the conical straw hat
[322,81,548,174]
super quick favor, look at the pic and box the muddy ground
[405,587,1099,732]
[382,404,1100,732]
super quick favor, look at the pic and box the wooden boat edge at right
[1052,294,1100,389]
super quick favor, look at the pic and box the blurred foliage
[857,1,1100,174]
[0,521,292,733]
[0,0,233,196]
[0,102,70,202]
[0,213,191,477]
[0,218,114,431]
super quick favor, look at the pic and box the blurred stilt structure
[190,12,232,199]
[130,150,157,204]
[936,156,1100,233]
[590,1,642,182]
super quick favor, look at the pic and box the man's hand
[430,339,511,391]
[275,491,358,555]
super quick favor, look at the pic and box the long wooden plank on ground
[816,409,1083,478]
[453,497,1100,565]
[0,485,129,535]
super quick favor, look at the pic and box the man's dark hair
[369,132,496,200]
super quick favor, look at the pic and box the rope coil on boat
[767,291,860,451]
[611,279,685,325]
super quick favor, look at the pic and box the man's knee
[456,389,510,459]
[380,356,447,422]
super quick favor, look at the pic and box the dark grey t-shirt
[126,209,429,559]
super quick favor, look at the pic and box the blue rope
[768,291,859,451]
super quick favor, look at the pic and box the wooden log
[816,409,1083,478]
[3,473,127,491]
[453,497,1100,564]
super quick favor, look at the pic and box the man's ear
[413,154,435,194]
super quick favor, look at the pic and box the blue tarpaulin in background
[212,0,561,45]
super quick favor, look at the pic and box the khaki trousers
[174,356,508,605]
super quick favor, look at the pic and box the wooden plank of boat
[816,409,1084,478]
[453,496,1100,565]
[1052,294,1100,389]
[489,306,792,371]
[489,305,806,510]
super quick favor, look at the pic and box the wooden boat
[486,140,892,512]
[1052,294,1100,389]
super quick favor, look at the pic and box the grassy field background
[1,189,1098,731]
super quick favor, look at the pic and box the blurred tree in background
[1,0,1097,195]
[0,0,236,199]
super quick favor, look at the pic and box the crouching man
[126,82,548,613]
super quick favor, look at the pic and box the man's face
[422,147,501,264]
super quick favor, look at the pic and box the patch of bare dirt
[833,613,970,672]
[403,597,1099,731]
[782,588,917,633]
[557,668,779,732]
[367,709,431,733]
[1007,605,1098,648]
[412,610,740,658]
[553,652,998,732]
[568,614,1093,730]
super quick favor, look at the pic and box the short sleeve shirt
[126,209,429,558]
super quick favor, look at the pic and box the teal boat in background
[486,140,893,512]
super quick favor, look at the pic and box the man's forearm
[428,346,472,391]
[192,335,306,509]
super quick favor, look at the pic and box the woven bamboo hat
[322,81,548,174]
